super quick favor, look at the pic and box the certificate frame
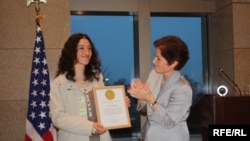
[93,85,131,129]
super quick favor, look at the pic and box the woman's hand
[125,96,131,107]
[92,122,106,135]
[127,79,153,102]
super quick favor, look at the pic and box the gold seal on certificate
[105,90,115,100]
[93,85,131,129]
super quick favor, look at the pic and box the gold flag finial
[27,0,47,30]
[27,0,47,15]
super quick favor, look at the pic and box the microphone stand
[219,68,242,96]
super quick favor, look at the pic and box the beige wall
[0,0,70,140]
[0,0,249,140]
[209,0,250,95]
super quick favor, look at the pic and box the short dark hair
[154,35,189,70]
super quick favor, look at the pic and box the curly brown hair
[55,33,101,82]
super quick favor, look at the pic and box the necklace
[161,76,166,89]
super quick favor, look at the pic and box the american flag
[25,19,55,141]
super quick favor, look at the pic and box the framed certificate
[93,85,131,129]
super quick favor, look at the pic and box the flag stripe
[25,19,55,141]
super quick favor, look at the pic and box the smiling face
[76,38,92,66]
[153,48,177,77]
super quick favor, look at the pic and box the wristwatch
[149,100,157,107]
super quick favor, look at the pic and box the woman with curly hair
[49,33,129,141]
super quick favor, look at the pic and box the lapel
[156,71,181,99]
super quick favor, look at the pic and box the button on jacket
[49,74,112,141]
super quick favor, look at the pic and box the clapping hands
[127,78,152,101]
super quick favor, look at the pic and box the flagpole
[27,0,47,15]
[25,1,57,141]
[27,0,47,26]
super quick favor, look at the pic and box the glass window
[71,15,135,85]
[71,13,140,139]
[71,13,207,138]
[151,15,206,134]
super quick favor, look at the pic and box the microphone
[218,68,242,96]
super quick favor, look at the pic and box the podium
[187,94,250,141]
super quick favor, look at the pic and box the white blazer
[138,69,193,141]
[49,74,112,141]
